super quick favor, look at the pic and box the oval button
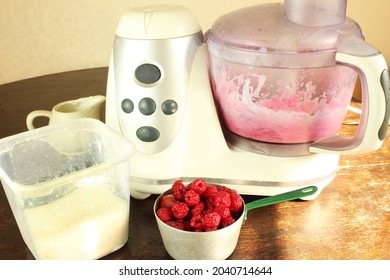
[121,99,134,114]
[136,126,160,142]
[139,98,156,115]
[161,100,178,115]
[135,63,161,84]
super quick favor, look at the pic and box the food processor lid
[116,4,201,39]
[206,3,363,55]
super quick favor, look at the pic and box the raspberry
[203,202,215,215]
[218,186,232,193]
[157,208,173,222]
[166,220,185,230]
[204,185,218,199]
[172,180,187,200]
[184,190,200,206]
[183,219,192,231]
[189,178,208,195]
[172,202,189,219]
[213,204,231,220]
[189,214,204,230]
[191,201,205,216]
[220,216,236,228]
[203,212,221,231]
[229,189,243,212]
[159,194,176,209]
[212,191,231,208]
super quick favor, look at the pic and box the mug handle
[26,110,53,130]
[310,35,390,155]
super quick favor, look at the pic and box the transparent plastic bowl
[207,49,357,144]
[0,119,134,260]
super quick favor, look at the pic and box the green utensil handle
[244,186,318,221]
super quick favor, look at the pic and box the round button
[136,126,160,142]
[121,99,134,114]
[135,63,161,84]
[161,100,178,115]
[139,98,156,115]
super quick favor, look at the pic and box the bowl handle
[310,35,390,155]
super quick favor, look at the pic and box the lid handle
[310,35,390,155]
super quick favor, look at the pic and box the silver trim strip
[130,169,337,188]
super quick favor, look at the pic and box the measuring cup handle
[244,186,318,221]
[26,110,53,130]
[310,35,390,155]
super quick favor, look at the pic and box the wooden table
[0,68,389,260]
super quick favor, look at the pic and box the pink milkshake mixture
[210,57,357,144]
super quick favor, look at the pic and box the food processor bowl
[206,3,363,146]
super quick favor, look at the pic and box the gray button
[139,98,156,115]
[136,126,160,142]
[121,99,134,114]
[161,100,178,115]
[135,63,161,84]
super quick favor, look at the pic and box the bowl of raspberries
[153,179,244,260]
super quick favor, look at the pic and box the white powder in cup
[20,185,129,260]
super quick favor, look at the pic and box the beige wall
[0,0,389,85]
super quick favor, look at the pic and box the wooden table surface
[0,68,389,260]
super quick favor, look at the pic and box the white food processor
[105,1,390,199]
